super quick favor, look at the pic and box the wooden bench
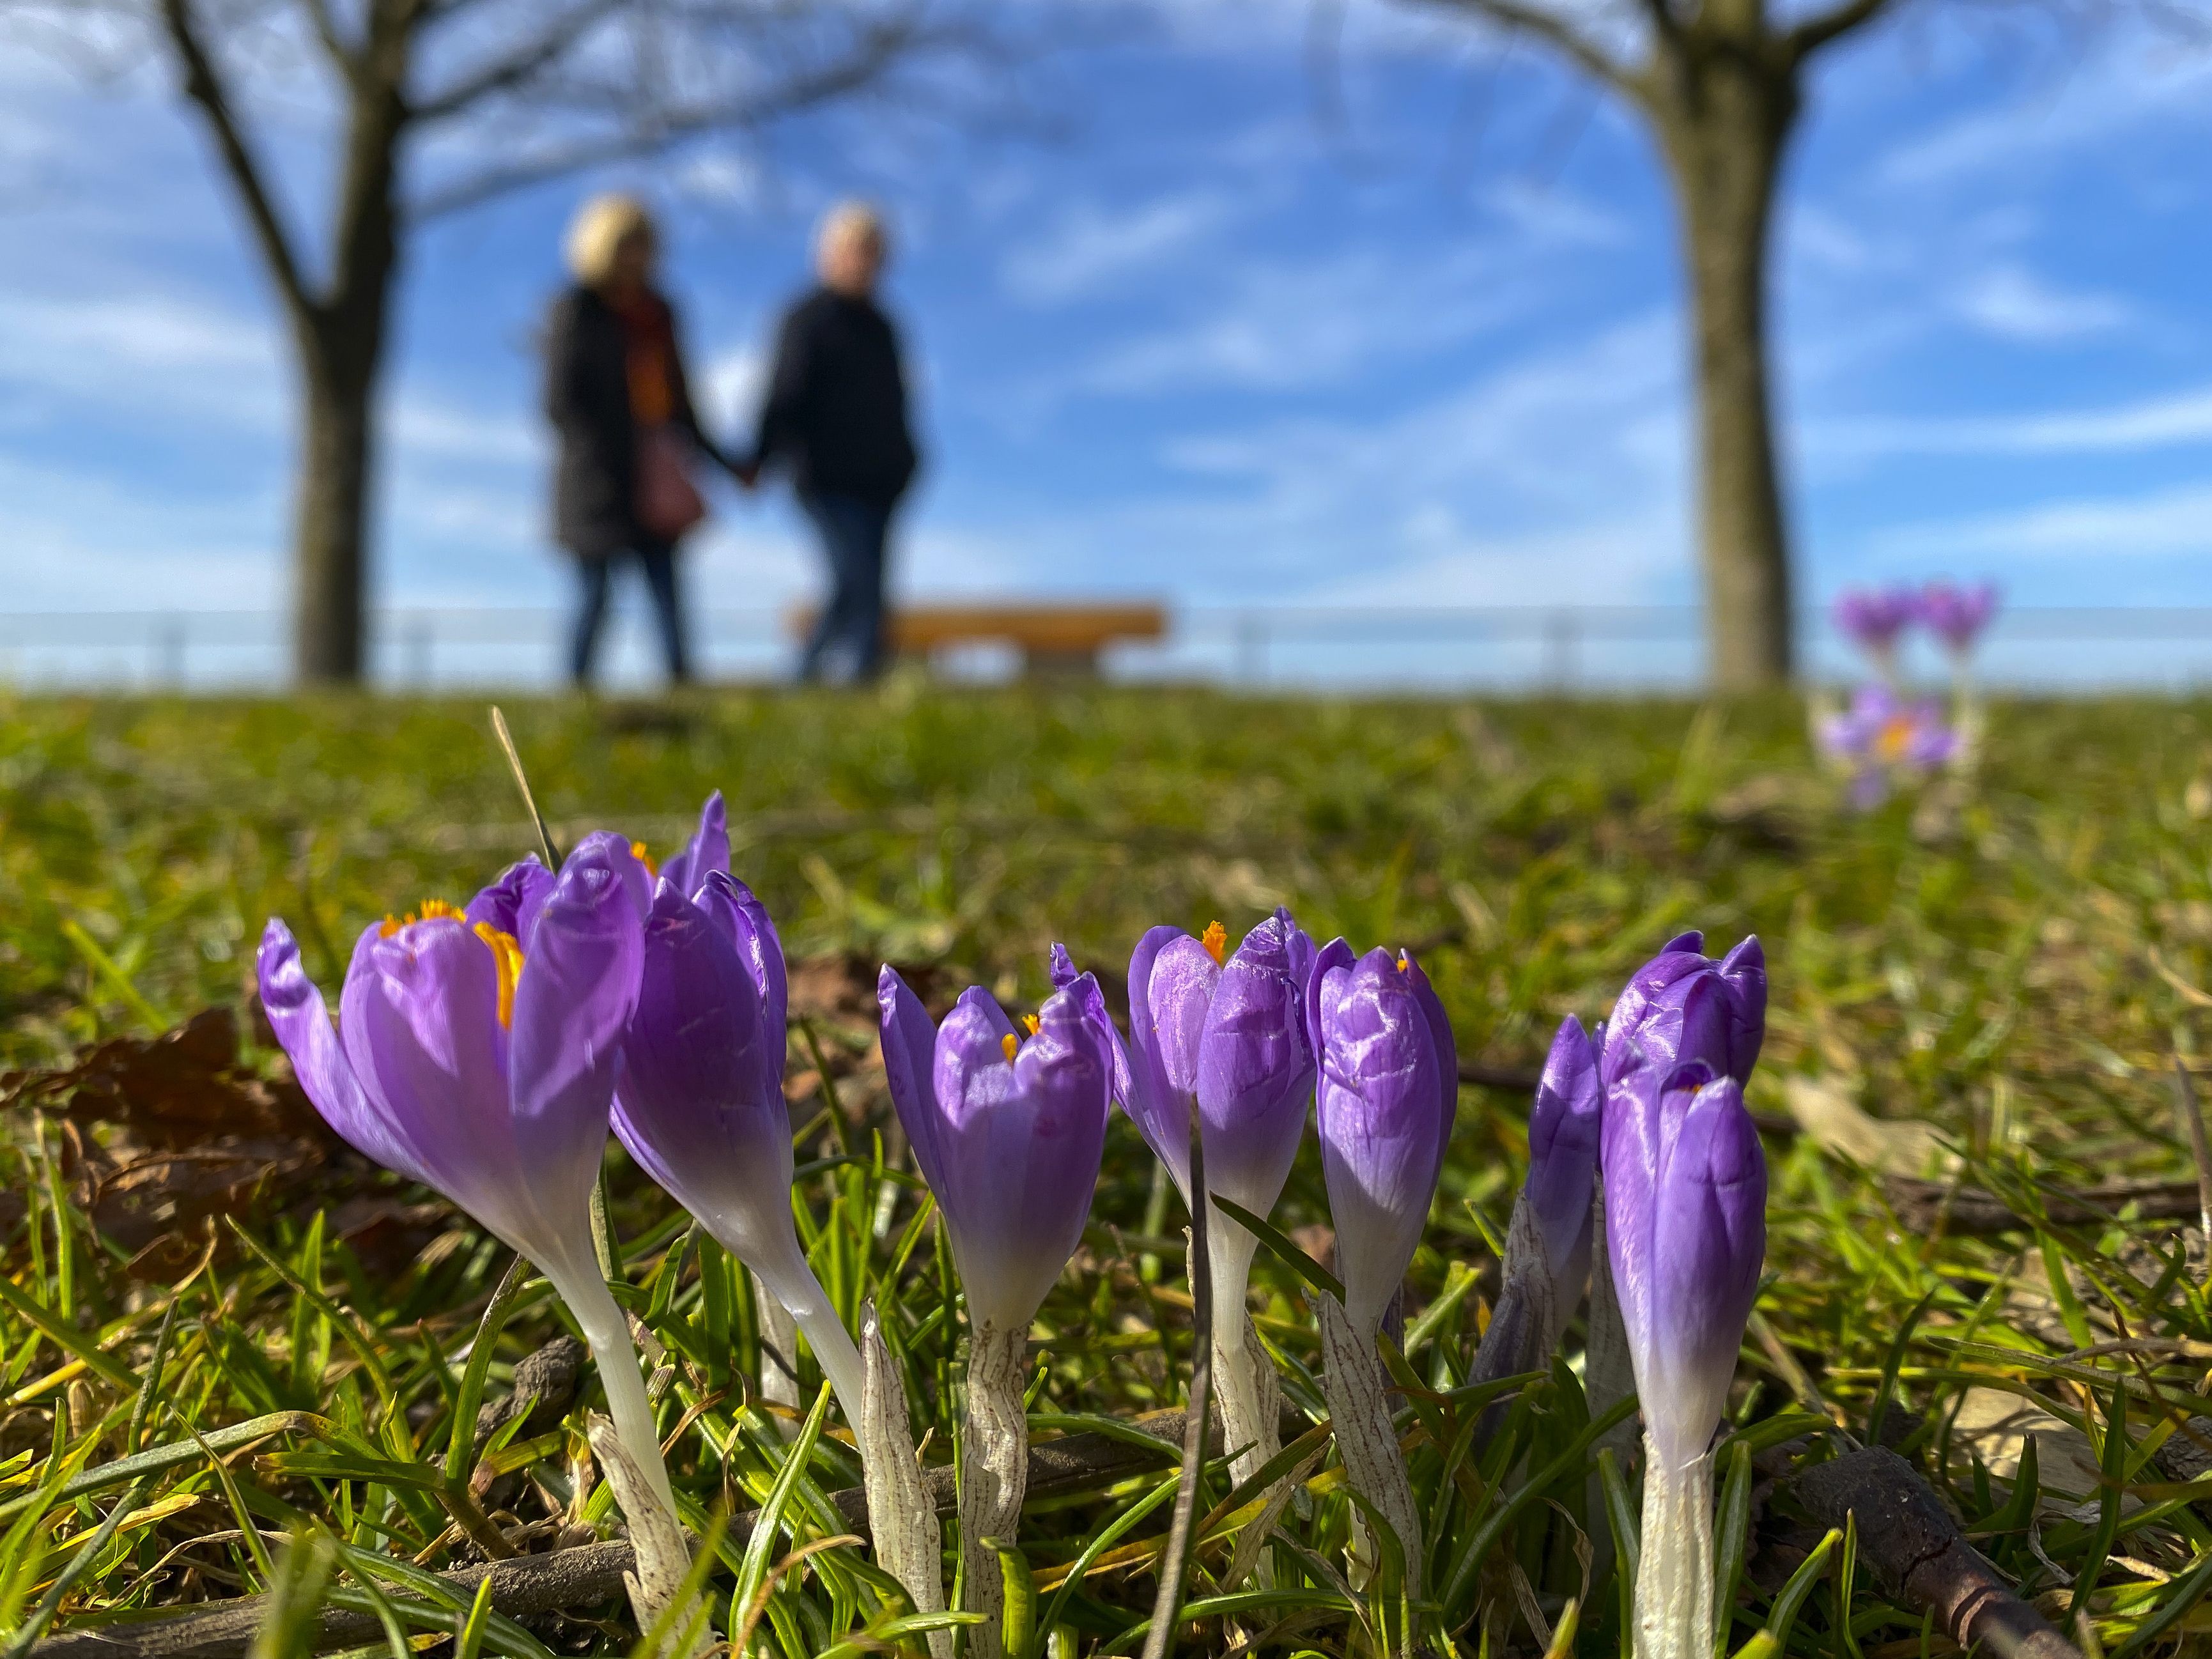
[785,602,1168,677]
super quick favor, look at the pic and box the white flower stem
[1205,1220,1281,1491]
[558,1263,681,1526]
[748,1252,867,1428]
[958,1321,1029,1659]
[861,1307,951,1659]
[1635,1435,1716,1659]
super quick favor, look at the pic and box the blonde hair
[566,193,654,286]
[816,200,888,263]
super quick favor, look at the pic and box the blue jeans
[571,541,688,688]
[798,492,892,684]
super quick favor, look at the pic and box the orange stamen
[379,914,402,939]
[473,923,525,1028]
[1023,1014,1041,1036]
[630,840,659,879]
[1000,1032,1019,1062]
[1200,920,1227,965]
[1396,952,1411,974]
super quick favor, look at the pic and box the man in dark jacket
[741,203,919,684]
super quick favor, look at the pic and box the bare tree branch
[155,0,318,321]
[1784,0,1899,58]
[412,15,942,218]
[1416,0,1637,91]
[297,0,361,77]
[407,0,625,125]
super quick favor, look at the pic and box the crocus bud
[1469,1015,1601,1439]
[1602,1053,1768,1659]
[1310,941,1456,1338]
[611,870,863,1419]
[1309,939,1455,1594]
[879,964,1113,1659]
[1126,909,1316,1506]
[1599,932,1765,1091]
[878,968,1113,1334]
[257,837,683,1557]
[1124,908,1317,1215]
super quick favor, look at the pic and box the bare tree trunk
[1657,56,1798,690]
[292,336,380,683]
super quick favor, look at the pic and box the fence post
[1237,612,1267,687]
[154,615,187,689]
[1545,609,1577,693]
[407,617,435,688]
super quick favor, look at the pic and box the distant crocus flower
[1816,684,1958,808]
[256,835,677,1528]
[879,964,1113,1659]
[1832,586,1918,670]
[612,870,865,1419]
[1126,910,1317,1494]
[1309,939,1455,1593]
[1602,1054,1767,1659]
[1918,580,1999,658]
[1599,932,1766,1093]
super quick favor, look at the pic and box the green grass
[6,686,2212,1655]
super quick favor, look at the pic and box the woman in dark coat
[545,194,731,687]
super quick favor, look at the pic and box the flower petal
[1125,925,1207,1193]
[660,791,730,896]
[615,882,792,1260]
[879,965,948,1196]
[467,856,555,949]
[258,920,430,1187]
[695,871,787,1079]
[1527,1015,1600,1292]
[1195,911,1315,1217]
[506,835,644,1232]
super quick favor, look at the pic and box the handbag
[635,423,707,541]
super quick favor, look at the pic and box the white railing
[1,605,2208,692]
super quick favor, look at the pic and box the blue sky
[3,1,2210,684]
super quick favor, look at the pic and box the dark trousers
[571,542,688,687]
[798,491,893,684]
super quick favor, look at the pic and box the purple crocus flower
[256,833,677,1520]
[1602,1056,1767,1470]
[1602,1053,1767,1659]
[1124,909,1317,1215]
[1832,586,1918,664]
[1599,931,1765,1093]
[1310,941,1457,1337]
[1816,685,1959,807]
[612,870,865,1417]
[878,966,1113,1333]
[880,963,1115,1655]
[1918,581,1999,656]
[1526,1015,1602,1299]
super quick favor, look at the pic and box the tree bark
[292,338,378,683]
[1654,47,1800,690]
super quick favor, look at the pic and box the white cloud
[1002,189,1237,304]
[1810,382,2212,461]
[1875,481,2212,562]
[1954,264,2132,343]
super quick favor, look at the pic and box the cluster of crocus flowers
[261,780,1777,1656]
[1825,580,1998,805]
[1832,579,2000,674]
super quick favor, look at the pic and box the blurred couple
[545,194,918,689]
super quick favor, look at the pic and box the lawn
[5,686,2212,1656]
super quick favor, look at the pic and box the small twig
[1793,1447,2082,1659]
[2170,1057,2212,1253]
[488,706,560,868]
[1140,1104,1213,1659]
